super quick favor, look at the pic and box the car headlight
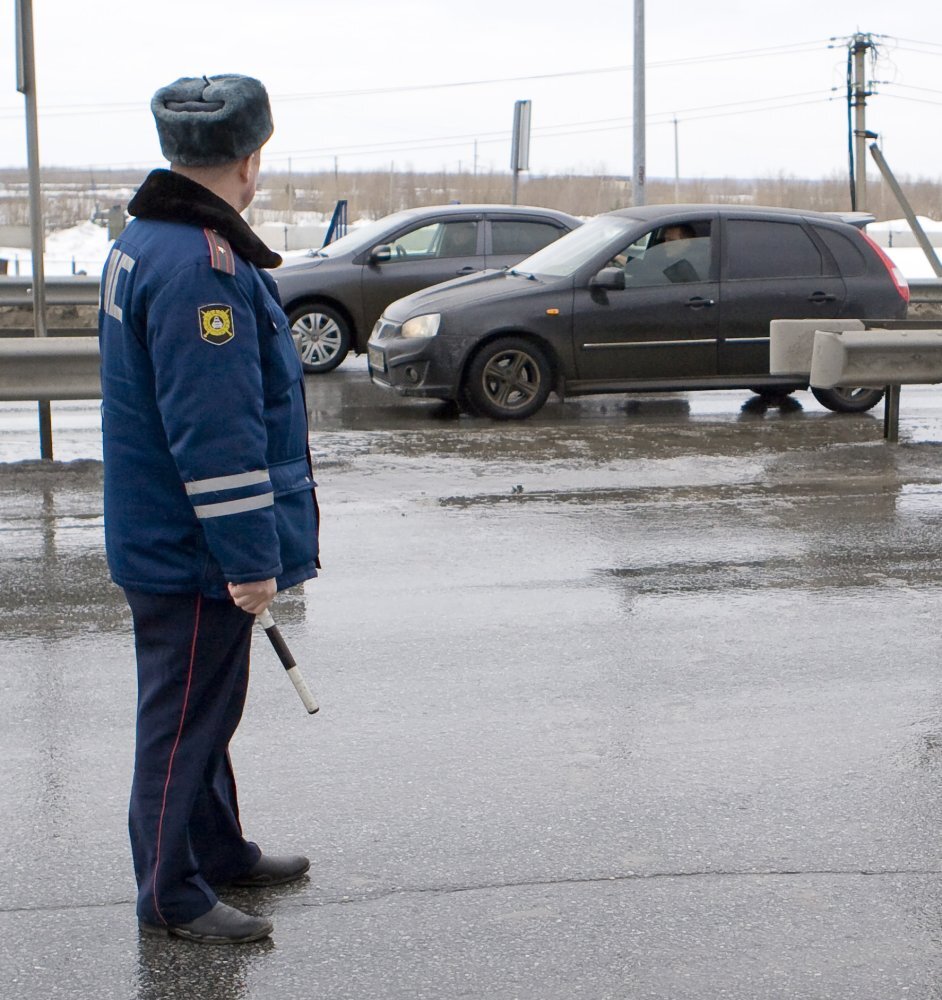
[401,313,441,339]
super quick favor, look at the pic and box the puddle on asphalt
[897,482,942,514]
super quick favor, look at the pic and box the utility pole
[849,33,875,212]
[673,116,680,202]
[287,156,294,224]
[632,0,646,205]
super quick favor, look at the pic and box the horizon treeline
[1,166,941,231]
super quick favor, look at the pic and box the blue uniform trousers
[125,590,262,925]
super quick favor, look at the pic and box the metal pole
[852,34,869,213]
[16,0,52,459]
[632,0,645,206]
[287,156,294,224]
[673,116,680,202]
[869,142,942,278]
[883,384,900,443]
[510,100,530,206]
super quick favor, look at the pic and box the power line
[883,37,942,50]
[265,93,836,165]
[881,82,942,98]
[879,92,942,109]
[0,38,832,120]
[270,89,831,160]
[274,40,830,103]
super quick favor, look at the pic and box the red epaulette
[203,228,236,275]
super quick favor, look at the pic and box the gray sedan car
[273,203,580,372]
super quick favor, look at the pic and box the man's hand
[228,578,277,616]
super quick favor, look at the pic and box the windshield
[516,215,638,277]
[313,212,416,257]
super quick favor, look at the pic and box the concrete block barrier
[769,318,865,376]
[809,328,942,389]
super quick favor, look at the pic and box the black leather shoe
[230,853,310,887]
[139,902,273,944]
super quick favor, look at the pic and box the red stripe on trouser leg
[151,592,201,923]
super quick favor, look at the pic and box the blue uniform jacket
[99,170,319,597]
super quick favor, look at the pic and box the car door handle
[685,296,715,309]
[456,266,477,275]
[807,291,837,303]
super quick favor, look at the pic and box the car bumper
[367,333,457,399]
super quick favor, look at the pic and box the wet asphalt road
[6,365,942,998]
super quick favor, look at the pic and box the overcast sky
[1,0,941,182]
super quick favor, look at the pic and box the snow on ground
[868,215,942,238]
[1,220,111,276]
[1,216,940,279]
[886,247,942,279]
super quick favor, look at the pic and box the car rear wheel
[289,303,351,373]
[810,386,884,413]
[463,337,552,420]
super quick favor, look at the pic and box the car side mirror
[370,244,393,263]
[589,267,626,291]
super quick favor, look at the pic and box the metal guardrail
[0,279,940,458]
[0,337,101,400]
[909,278,942,303]
[0,274,100,306]
[1,275,942,309]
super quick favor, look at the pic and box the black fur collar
[127,169,282,269]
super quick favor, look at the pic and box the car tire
[289,303,352,373]
[810,386,884,413]
[463,337,552,420]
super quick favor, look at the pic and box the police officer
[99,75,319,944]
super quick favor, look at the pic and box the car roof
[379,203,580,224]
[601,204,875,228]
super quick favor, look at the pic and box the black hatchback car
[273,203,580,372]
[367,204,911,419]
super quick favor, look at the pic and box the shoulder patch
[204,228,236,275]
[199,304,235,345]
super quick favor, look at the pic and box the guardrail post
[38,400,53,458]
[883,384,900,443]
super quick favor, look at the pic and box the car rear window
[725,219,823,279]
[491,220,565,254]
[812,225,868,276]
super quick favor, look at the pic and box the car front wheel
[810,386,884,413]
[289,303,351,373]
[463,337,552,420]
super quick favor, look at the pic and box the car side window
[812,225,867,276]
[389,221,479,261]
[607,222,712,286]
[435,221,479,258]
[726,220,822,279]
[491,220,565,255]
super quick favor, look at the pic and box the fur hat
[151,74,273,167]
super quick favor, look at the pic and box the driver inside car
[607,223,705,284]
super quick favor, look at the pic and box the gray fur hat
[151,74,273,167]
